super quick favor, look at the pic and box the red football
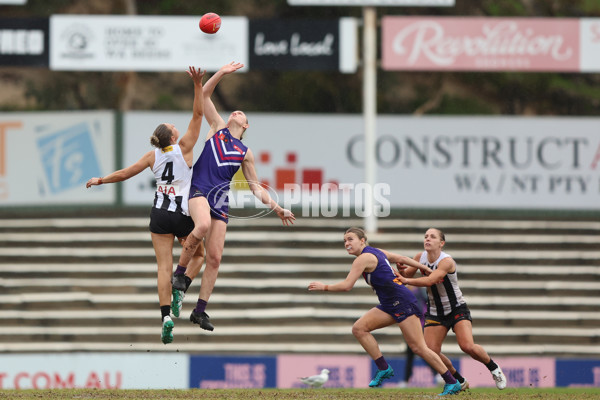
[199,13,221,34]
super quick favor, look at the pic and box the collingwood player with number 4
[86,66,207,345]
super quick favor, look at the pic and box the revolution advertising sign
[382,17,600,72]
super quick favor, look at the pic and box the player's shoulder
[438,253,456,269]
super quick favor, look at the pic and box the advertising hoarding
[579,18,600,72]
[382,17,581,72]
[0,353,189,389]
[0,353,597,389]
[0,111,115,206]
[248,18,357,73]
[189,355,277,388]
[123,112,600,212]
[0,18,48,66]
[50,15,248,72]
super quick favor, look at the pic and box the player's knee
[459,342,476,355]
[410,344,428,358]
[351,323,366,338]
[192,225,208,239]
[205,253,222,268]
[427,344,442,354]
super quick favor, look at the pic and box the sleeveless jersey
[419,251,466,317]
[361,246,417,308]
[152,144,192,216]
[190,128,248,204]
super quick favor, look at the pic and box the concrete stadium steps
[0,215,599,356]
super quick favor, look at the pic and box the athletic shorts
[189,187,229,224]
[424,303,472,331]
[377,301,422,324]
[149,207,194,238]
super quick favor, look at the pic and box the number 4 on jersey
[161,162,174,184]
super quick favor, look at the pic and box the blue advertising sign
[556,359,600,387]
[189,355,277,389]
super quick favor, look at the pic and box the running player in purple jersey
[308,227,462,396]
[86,67,206,344]
[173,62,296,332]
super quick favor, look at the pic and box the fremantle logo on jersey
[210,130,246,167]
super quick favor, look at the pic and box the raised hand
[187,66,206,85]
[220,61,244,75]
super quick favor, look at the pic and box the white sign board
[288,0,454,5]
[0,111,115,206]
[122,113,600,212]
[580,18,600,72]
[50,15,248,71]
[0,353,188,389]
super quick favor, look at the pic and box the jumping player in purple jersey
[308,227,462,396]
[172,62,296,331]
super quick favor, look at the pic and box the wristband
[98,177,103,185]
[324,285,329,291]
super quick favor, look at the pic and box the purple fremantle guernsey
[190,128,248,221]
[361,246,418,308]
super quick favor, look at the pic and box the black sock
[184,276,192,292]
[485,359,499,371]
[453,371,465,383]
[160,305,171,320]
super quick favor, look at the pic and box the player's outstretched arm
[86,151,153,188]
[179,66,205,159]
[241,149,295,226]
[308,253,373,292]
[381,249,432,277]
[203,62,244,138]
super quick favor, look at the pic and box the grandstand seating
[0,213,599,356]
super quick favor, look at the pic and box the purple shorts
[377,301,422,324]
[189,186,229,224]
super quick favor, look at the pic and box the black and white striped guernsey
[152,144,192,216]
[419,251,466,317]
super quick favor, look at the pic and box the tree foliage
[0,0,599,115]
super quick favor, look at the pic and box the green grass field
[1,388,599,400]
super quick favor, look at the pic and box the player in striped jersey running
[86,66,207,344]
[397,228,507,390]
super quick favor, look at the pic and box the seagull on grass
[299,368,330,388]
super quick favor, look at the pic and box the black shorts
[424,303,472,332]
[149,207,194,238]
